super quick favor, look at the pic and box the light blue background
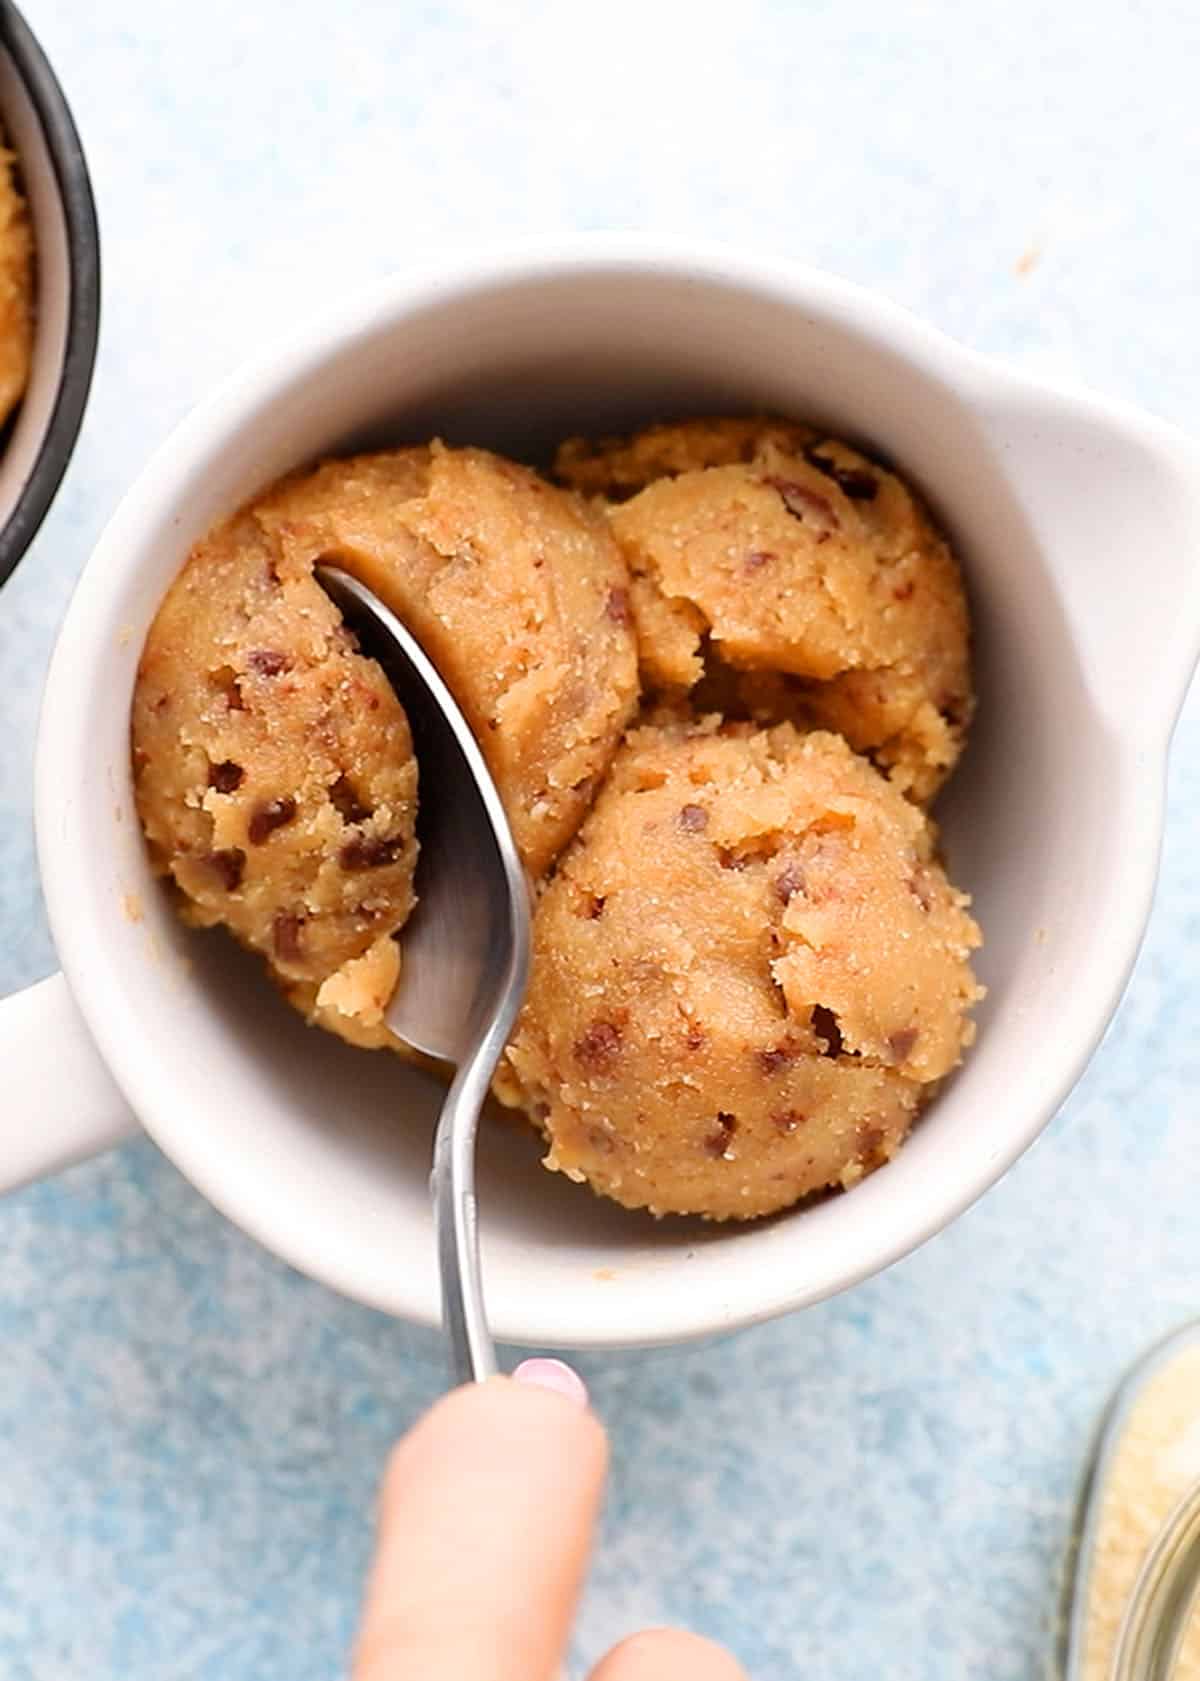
[3,2,1200,1675]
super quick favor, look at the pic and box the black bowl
[0,0,99,589]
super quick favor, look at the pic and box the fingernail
[513,1357,589,1408]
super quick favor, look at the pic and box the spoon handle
[432,1039,500,1384]
[435,1054,577,1681]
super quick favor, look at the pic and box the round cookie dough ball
[133,508,419,1042]
[555,418,972,804]
[495,718,982,1220]
[255,442,640,879]
[0,135,33,431]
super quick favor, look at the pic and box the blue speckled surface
[3,2,1200,1675]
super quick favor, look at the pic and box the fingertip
[361,1377,611,1679]
[513,1356,590,1407]
[479,1372,610,1484]
[378,1374,608,1523]
[589,1628,749,1680]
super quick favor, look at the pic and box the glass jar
[1063,1323,1200,1681]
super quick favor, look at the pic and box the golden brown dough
[0,136,33,433]
[255,443,639,879]
[555,416,810,499]
[132,510,419,1038]
[133,442,639,1048]
[555,418,972,803]
[495,718,982,1219]
[134,421,984,1223]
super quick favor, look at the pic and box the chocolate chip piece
[774,865,806,904]
[743,549,773,573]
[586,894,607,920]
[273,913,304,962]
[248,796,297,845]
[888,1027,919,1065]
[247,649,291,677]
[763,476,839,534]
[856,1123,887,1169]
[605,587,631,625]
[210,666,245,710]
[340,834,405,871]
[757,1041,798,1076]
[677,803,709,834]
[839,471,879,501]
[772,1110,806,1135]
[703,1112,738,1158]
[208,760,245,794]
[804,449,879,501]
[329,775,371,825]
[892,579,915,602]
[573,1020,623,1069]
[811,1005,844,1058]
[203,848,245,892]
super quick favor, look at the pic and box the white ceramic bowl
[0,0,99,586]
[3,238,1198,1350]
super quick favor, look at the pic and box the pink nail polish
[513,1357,589,1408]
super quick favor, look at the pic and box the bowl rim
[0,0,100,590]
[35,237,1185,1345]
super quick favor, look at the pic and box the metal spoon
[316,566,531,1386]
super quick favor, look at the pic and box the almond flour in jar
[1078,1340,1200,1680]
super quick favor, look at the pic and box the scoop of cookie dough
[255,442,639,879]
[134,441,639,1051]
[494,718,982,1220]
[132,509,419,1039]
[555,417,972,803]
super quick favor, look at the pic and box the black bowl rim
[0,0,100,590]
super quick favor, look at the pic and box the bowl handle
[979,369,1200,734]
[0,973,139,1193]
